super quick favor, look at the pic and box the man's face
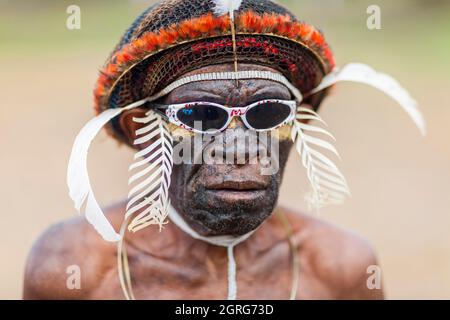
[120,63,296,236]
[160,64,294,236]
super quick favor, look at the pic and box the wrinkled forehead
[161,63,292,106]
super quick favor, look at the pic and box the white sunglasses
[152,99,297,134]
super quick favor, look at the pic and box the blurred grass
[0,0,144,55]
[0,0,449,73]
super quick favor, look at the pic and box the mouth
[206,180,267,191]
[205,180,268,202]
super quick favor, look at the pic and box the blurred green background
[1,0,449,299]
[1,0,449,71]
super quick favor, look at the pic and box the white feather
[67,98,149,242]
[212,0,243,19]
[126,111,173,233]
[67,109,123,242]
[311,63,426,135]
[291,107,350,209]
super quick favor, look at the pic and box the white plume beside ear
[312,63,426,135]
[212,0,242,19]
[67,109,123,242]
[67,98,149,242]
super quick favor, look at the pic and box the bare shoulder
[280,206,383,299]
[23,205,123,299]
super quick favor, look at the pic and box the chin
[179,185,279,236]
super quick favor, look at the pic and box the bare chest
[89,243,337,299]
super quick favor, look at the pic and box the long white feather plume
[291,107,350,209]
[311,63,426,135]
[67,98,148,242]
[67,109,123,241]
[212,0,243,19]
[126,110,173,233]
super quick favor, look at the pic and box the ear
[304,88,329,112]
[118,107,148,147]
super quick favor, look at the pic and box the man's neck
[125,205,287,266]
[167,204,256,247]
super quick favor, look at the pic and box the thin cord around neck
[168,205,254,299]
[117,209,299,300]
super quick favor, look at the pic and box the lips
[203,174,269,203]
[206,179,267,191]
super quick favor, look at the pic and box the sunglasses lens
[245,102,292,130]
[176,104,228,131]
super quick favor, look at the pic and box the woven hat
[94,0,335,141]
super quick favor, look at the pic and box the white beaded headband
[148,70,303,102]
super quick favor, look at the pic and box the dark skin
[23,64,383,299]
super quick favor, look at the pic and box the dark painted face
[160,64,294,236]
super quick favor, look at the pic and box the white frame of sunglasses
[152,99,297,134]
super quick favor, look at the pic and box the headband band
[147,70,303,103]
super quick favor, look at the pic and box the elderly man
[24,0,423,300]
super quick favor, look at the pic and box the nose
[201,122,280,175]
[203,127,265,166]
[227,117,246,130]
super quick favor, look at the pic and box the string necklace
[117,208,299,300]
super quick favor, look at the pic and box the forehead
[162,63,291,106]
